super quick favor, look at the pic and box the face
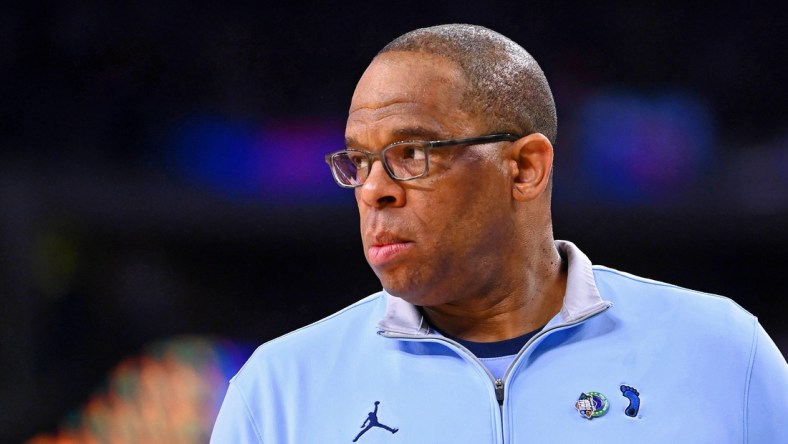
[347,51,520,307]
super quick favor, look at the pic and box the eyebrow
[345,126,446,148]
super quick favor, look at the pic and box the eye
[401,145,426,161]
[347,152,368,168]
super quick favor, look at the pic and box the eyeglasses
[325,133,519,188]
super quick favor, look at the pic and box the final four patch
[575,392,609,419]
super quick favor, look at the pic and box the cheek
[445,184,511,239]
[421,191,485,242]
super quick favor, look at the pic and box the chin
[381,285,437,307]
[376,270,440,305]
[380,280,415,300]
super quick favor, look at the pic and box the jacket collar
[376,240,610,335]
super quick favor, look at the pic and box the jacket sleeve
[745,321,788,443]
[210,381,263,444]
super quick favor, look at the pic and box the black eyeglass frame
[325,133,521,188]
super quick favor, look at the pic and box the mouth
[367,234,413,267]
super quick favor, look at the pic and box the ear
[508,133,554,202]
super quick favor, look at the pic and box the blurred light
[253,120,347,203]
[165,115,348,205]
[575,90,715,204]
[166,116,259,199]
[26,336,250,444]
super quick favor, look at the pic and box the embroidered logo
[620,384,641,417]
[352,401,399,442]
[575,392,609,419]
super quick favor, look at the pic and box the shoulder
[589,266,767,384]
[591,265,756,334]
[593,265,752,313]
[232,292,386,381]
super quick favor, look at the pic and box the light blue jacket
[211,241,787,443]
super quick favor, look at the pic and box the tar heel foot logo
[352,401,399,442]
[575,392,609,419]
[620,385,641,417]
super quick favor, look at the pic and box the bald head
[378,24,557,144]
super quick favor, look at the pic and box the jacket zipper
[497,304,611,394]
[380,303,611,404]
[494,379,505,403]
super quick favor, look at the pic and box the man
[211,24,787,443]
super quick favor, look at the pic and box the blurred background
[1,0,786,442]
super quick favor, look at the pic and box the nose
[357,160,406,208]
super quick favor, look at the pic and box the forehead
[346,52,482,147]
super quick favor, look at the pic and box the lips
[366,232,413,266]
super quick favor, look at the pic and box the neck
[421,239,566,342]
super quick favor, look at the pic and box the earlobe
[510,133,554,202]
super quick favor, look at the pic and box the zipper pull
[494,379,504,404]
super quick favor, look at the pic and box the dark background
[1,1,786,442]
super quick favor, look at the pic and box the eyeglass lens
[332,143,428,185]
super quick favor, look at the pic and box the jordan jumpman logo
[352,401,398,442]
